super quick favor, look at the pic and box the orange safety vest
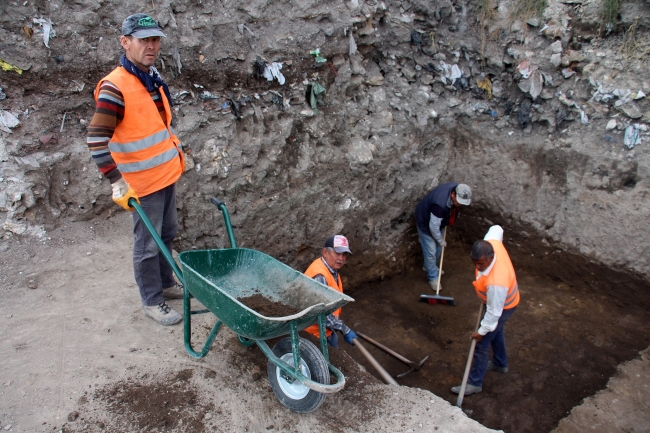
[95,67,184,197]
[473,239,520,310]
[304,258,343,338]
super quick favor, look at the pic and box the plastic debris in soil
[439,62,462,86]
[199,91,220,101]
[411,30,424,52]
[518,99,532,128]
[309,48,327,63]
[238,24,255,36]
[33,17,55,48]
[308,83,326,113]
[0,111,20,133]
[0,60,23,75]
[477,77,492,99]
[624,125,642,149]
[262,62,285,85]
[349,33,357,56]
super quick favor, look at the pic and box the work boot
[451,383,482,395]
[422,266,443,275]
[487,360,508,373]
[142,302,182,325]
[428,280,442,292]
[163,283,184,300]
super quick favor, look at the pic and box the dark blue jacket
[415,182,458,237]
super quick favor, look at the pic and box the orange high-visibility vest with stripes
[473,240,520,309]
[95,67,184,197]
[304,258,343,338]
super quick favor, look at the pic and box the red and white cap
[324,235,352,254]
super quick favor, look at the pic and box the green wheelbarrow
[129,197,353,413]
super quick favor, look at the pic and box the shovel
[456,302,485,408]
[419,228,456,306]
[352,338,399,385]
[357,332,429,378]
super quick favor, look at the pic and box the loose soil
[238,293,300,317]
[69,369,212,432]
[338,229,650,433]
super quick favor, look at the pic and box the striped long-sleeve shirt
[312,259,352,335]
[86,79,167,184]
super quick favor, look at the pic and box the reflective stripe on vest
[504,283,519,308]
[108,129,170,154]
[96,67,183,197]
[117,148,180,173]
[304,258,343,338]
[473,240,520,310]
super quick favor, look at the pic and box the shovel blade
[419,294,457,306]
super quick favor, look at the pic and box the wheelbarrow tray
[179,247,353,340]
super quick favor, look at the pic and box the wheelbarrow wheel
[267,337,329,413]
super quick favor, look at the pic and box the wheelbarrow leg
[317,314,330,363]
[290,322,302,378]
[183,287,223,358]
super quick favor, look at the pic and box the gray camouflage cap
[455,184,472,205]
[122,13,166,38]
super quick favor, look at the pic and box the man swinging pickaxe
[357,332,429,378]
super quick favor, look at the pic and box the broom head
[419,294,457,306]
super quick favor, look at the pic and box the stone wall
[0,0,648,282]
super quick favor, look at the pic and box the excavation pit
[337,212,650,433]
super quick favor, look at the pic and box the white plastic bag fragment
[624,125,641,149]
[0,110,20,133]
[33,17,55,48]
[439,62,462,85]
[349,32,357,56]
[238,24,255,36]
[528,70,544,99]
[517,60,533,79]
[262,62,285,85]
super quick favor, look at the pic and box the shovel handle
[353,338,399,386]
[357,332,413,366]
[456,302,485,408]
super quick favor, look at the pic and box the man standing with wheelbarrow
[86,13,185,325]
[451,225,520,396]
[304,235,359,348]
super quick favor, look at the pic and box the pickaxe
[357,332,429,378]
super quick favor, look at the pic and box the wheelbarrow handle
[210,197,225,209]
[210,197,237,249]
[128,198,185,287]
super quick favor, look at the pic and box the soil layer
[338,232,650,433]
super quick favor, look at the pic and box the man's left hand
[343,330,358,346]
[471,332,483,342]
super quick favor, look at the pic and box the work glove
[343,329,358,346]
[326,333,339,349]
[111,178,140,211]
[438,239,447,248]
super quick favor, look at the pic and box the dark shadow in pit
[339,208,650,433]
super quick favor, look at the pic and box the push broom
[419,228,456,306]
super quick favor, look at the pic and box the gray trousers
[132,183,178,306]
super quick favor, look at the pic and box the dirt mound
[62,369,211,432]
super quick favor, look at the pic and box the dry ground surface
[0,212,496,433]
[1,211,649,433]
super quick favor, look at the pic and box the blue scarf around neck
[120,53,173,107]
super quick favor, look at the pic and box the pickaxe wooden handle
[357,332,429,377]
